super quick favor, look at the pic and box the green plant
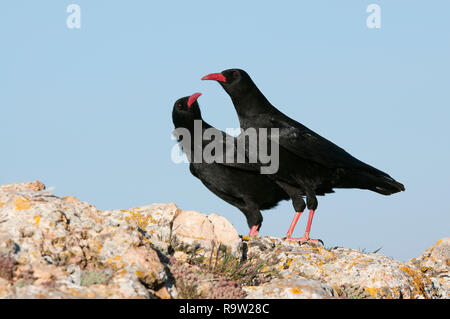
[204,244,279,286]
[358,247,383,254]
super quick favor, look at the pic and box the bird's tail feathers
[337,169,405,195]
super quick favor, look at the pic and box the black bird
[172,92,290,236]
[202,69,405,243]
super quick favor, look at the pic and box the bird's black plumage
[202,68,405,213]
[172,94,290,232]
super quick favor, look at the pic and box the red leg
[285,212,302,238]
[249,225,259,237]
[286,210,321,244]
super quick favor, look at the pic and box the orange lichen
[400,266,431,298]
[365,287,378,298]
[63,196,79,204]
[420,266,431,273]
[289,287,302,294]
[106,256,125,271]
[123,209,157,229]
[33,216,41,225]
[14,198,31,210]
[392,287,400,298]
[155,286,172,299]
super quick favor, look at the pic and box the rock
[104,203,179,255]
[0,181,45,195]
[408,238,450,298]
[0,181,448,299]
[122,246,167,289]
[245,276,337,299]
[0,277,14,297]
[0,182,170,298]
[172,210,241,255]
[243,237,443,299]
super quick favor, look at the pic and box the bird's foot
[285,235,323,246]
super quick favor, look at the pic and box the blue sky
[1,1,449,261]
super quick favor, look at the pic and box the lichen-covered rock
[245,275,337,299]
[0,181,170,298]
[104,203,179,255]
[0,181,448,299]
[242,237,446,299]
[408,238,449,298]
[172,210,241,255]
[122,246,168,289]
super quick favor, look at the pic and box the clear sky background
[1,1,448,261]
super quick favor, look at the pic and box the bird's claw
[285,236,323,246]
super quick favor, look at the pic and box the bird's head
[172,92,202,129]
[201,68,255,98]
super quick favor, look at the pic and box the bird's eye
[232,71,240,79]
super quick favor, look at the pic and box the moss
[80,269,112,286]
[14,279,34,288]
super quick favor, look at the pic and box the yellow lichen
[420,266,431,273]
[285,258,293,267]
[63,196,79,204]
[392,286,400,298]
[365,287,378,298]
[289,287,302,294]
[314,259,325,267]
[400,265,430,298]
[347,261,359,270]
[14,198,31,210]
[33,216,41,225]
[122,209,157,229]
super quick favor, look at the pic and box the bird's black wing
[262,113,384,173]
[202,126,262,173]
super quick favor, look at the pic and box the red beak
[187,92,202,108]
[201,72,227,82]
